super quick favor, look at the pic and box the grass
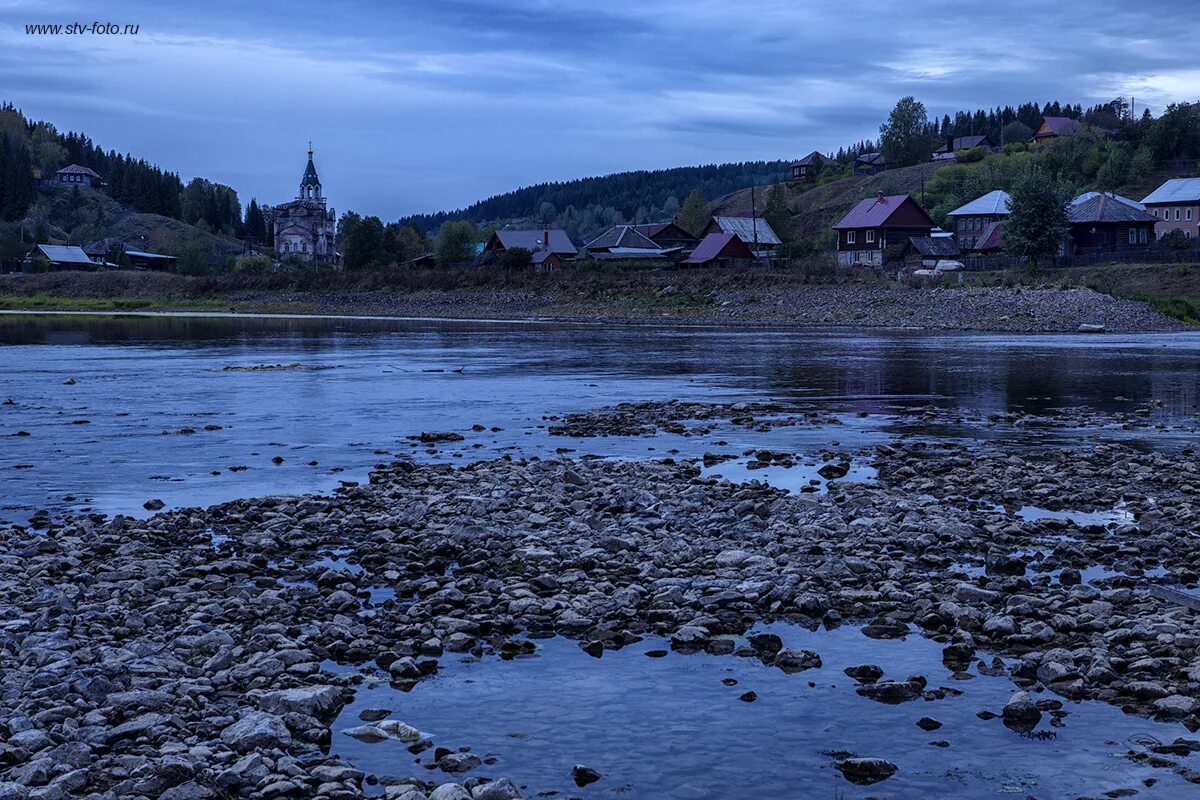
[1142,296,1200,325]
[0,293,226,312]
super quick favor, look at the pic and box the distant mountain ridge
[397,160,792,233]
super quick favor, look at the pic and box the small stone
[572,765,601,787]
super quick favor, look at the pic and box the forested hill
[397,160,792,233]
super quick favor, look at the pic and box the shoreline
[1,270,1194,333]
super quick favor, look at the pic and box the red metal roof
[832,195,933,230]
[680,233,753,264]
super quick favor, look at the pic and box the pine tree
[676,188,709,236]
[762,184,791,242]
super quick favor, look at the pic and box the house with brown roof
[679,233,754,268]
[1066,192,1157,255]
[831,193,936,267]
[53,164,101,187]
[1141,178,1200,240]
[931,135,996,161]
[790,151,825,182]
[1032,116,1082,142]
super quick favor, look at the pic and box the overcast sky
[2,0,1198,219]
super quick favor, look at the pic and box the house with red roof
[831,193,936,267]
[678,233,754,268]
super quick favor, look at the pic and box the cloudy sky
[2,0,1197,219]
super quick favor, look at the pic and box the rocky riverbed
[2,402,1200,799]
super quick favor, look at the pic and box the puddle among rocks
[328,624,1200,799]
[699,458,878,495]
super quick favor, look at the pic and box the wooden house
[831,193,936,267]
[945,190,1010,252]
[679,233,754,268]
[898,237,960,269]
[26,244,97,272]
[702,216,781,257]
[53,164,101,187]
[1032,116,1082,142]
[931,135,996,161]
[853,152,886,176]
[790,151,825,182]
[1066,192,1157,255]
[477,229,577,265]
[630,223,699,250]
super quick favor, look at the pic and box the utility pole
[750,186,759,264]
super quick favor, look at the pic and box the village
[9,109,1200,282]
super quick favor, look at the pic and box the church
[270,145,337,264]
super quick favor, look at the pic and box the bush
[234,255,273,273]
[1002,142,1029,155]
[955,146,988,164]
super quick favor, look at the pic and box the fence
[961,249,1200,271]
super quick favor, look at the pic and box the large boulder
[837,757,897,785]
[253,685,344,720]
[219,711,292,753]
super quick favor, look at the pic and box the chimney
[875,191,885,202]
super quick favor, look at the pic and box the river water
[2,311,1199,522]
[5,312,1200,798]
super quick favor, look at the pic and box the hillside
[32,184,243,266]
[710,162,946,241]
[397,160,792,237]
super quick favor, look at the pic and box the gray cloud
[1,0,1197,217]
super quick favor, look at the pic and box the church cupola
[299,142,321,200]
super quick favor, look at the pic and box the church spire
[299,143,321,200]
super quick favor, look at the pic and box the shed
[30,244,97,271]
[679,233,754,268]
[702,216,781,255]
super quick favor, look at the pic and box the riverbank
[0,269,1192,332]
[2,402,1199,799]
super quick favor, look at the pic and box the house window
[866,230,875,243]
[1188,208,1193,221]
[1139,227,1148,244]
[847,231,856,244]
[1176,208,1182,221]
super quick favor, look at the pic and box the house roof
[833,194,934,230]
[856,152,885,165]
[709,216,781,245]
[681,233,753,264]
[1070,192,1145,211]
[583,225,661,250]
[1141,178,1200,206]
[493,229,578,256]
[933,135,992,153]
[56,164,101,178]
[1035,116,1081,138]
[1068,193,1158,224]
[973,222,1005,251]
[947,190,1011,217]
[907,237,960,257]
[631,222,697,241]
[530,249,559,264]
[791,151,825,167]
[35,244,93,265]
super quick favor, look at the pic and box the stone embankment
[2,403,1199,798]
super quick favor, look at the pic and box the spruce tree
[676,188,709,236]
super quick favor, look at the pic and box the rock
[856,679,922,704]
[836,757,898,785]
[342,725,390,743]
[438,752,481,773]
[219,711,292,752]
[572,765,601,787]
[428,784,472,800]
[143,499,165,511]
[359,708,392,721]
[772,648,822,673]
[844,664,884,684]
[1078,323,1106,333]
[747,632,783,655]
[818,462,850,480]
[917,716,943,731]
[472,778,524,799]
[1153,695,1200,719]
[1002,691,1041,724]
[254,685,344,719]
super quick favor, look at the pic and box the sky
[2,0,1198,220]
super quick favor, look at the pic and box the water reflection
[2,313,1198,521]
